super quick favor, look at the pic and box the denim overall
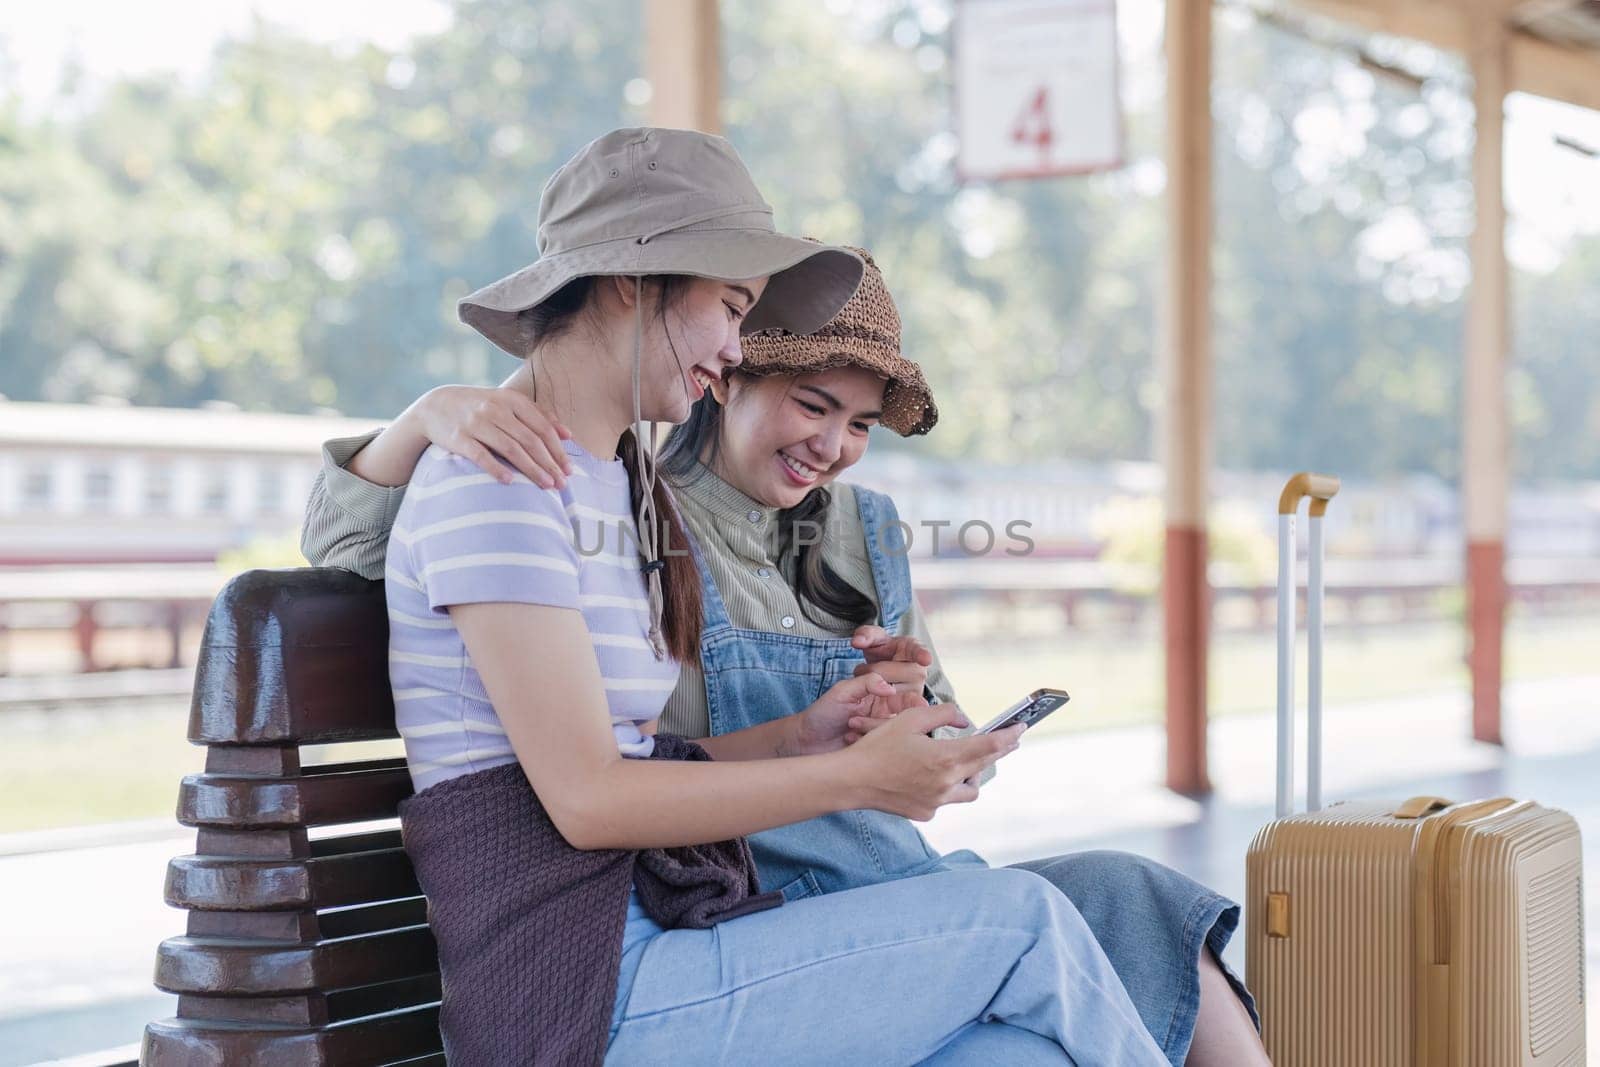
[695,487,957,901]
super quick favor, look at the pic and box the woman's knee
[1017,849,1201,908]
[954,864,1058,901]
[942,866,1093,935]
[1030,848,1165,884]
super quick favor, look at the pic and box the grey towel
[632,735,784,929]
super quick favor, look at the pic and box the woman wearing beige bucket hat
[330,127,1167,1064]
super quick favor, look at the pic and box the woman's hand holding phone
[843,701,974,743]
[842,704,1024,821]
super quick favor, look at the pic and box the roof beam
[1291,0,1600,111]
[1292,0,1469,50]
[1508,31,1600,111]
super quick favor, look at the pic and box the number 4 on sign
[1011,87,1053,160]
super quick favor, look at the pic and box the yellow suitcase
[1245,474,1587,1066]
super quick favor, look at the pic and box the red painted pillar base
[75,600,99,674]
[1165,524,1211,795]
[1467,540,1506,745]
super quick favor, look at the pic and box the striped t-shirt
[384,442,680,793]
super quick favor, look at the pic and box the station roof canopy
[1291,0,1600,112]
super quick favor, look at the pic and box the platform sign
[954,0,1123,181]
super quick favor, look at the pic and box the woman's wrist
[820,745,874,810]
[776,710,811,758]
[783,707,853,759]
[344,398,434,487]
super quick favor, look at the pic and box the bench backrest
[143,568,443,1066]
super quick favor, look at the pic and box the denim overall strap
[852,486,913,631]
[686,523,734,639]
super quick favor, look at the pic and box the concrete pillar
[1464,13,1511,745]
[1162,0,1214,794]
[645,0,721,134]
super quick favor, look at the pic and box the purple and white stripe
[385,443,679,793]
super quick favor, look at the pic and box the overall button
[746,509,761,524]
[780,615,795,629]
[756,567,772,578]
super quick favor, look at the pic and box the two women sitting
[302,127,1265,1065]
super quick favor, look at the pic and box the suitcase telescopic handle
[1278,473,1341,517]
[1277,472,1342,819]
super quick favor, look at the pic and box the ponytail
[779,486,877,631]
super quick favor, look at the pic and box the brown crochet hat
[737,247,938,436]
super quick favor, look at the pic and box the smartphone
[975,688,1071,735]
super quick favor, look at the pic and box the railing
[0,565,224,674]
[3,558,1598,677]
[911,556,1600,628]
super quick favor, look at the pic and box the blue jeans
[606,866,1168,1066]
[960,849,1258,1062]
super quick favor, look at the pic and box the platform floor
[3,674,1596,1065]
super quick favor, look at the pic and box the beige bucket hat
[738,247,938,436]
[458,128,864,355]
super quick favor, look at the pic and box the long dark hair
[515,275,703,663]
[660,384,877,631]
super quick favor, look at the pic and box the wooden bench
[143,569,444,1065]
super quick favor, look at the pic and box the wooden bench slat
[326,974,443,1024]
[155,925,438,996]
[317,897,429,939]
[143,1001,443,1066]
[303,756,409,777]
[308,827,403,857]
[183,898,428,940]
[166,846,419,911]
[178,764,414,828]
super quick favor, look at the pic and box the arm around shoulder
[300,430,408,580]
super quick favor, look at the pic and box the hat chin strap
[633,276,668,661]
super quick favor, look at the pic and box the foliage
[0,0,1595,482]
[1092,494,1276,595]
[216,530,308,573]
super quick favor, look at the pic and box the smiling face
[708,364,887,508]
[633,275,768,425]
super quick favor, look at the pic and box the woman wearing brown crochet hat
[305,239,1264,1064]
[661,249,1267,1067]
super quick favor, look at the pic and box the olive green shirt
[301,432,978,763]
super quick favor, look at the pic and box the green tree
[1,0,1595,486]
